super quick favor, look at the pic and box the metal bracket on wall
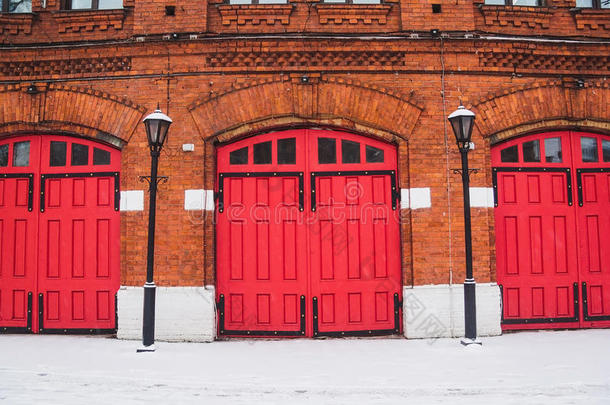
[0,291,33,334]
[312,293,401,337]
[139,175,169,188]
[40,172,120,212]
[581,282,610,322]
[451,168,480,178]
[500,283,580,324]
[217,172,305,213]
[576,168,609,207]
[492,167,573,208]
[1,173,34,211]
[310,170,399,212]
[217,294,306,337]
[37,292,118,335]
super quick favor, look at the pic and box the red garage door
[0,135,120,334]
[216,129,402,337]
[493,131,610,330]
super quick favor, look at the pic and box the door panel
[0,136,39,332]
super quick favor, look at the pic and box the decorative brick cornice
[315,4,392,25]
[478,5,553,29]
[52,9,126,33]
[571,8,610,31]
[217,4,293,26]
[0,13,34,35]
[205,50,405,68]
[479,51,609,73]
[0,57,131,78]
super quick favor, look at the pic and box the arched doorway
[492,130,610,330]
[216,128,402,337]
[0,134,120,334]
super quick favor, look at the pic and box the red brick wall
[0,1,608,288]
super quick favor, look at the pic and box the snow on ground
[0,330,609,404]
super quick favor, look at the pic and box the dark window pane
[253,141,272,164]
[13,141,30,167]
[318,138,336,164]
[342,140,360,164]
[229,147,248,165]
[581,137,598,162]
[544,137,562,163]
[71,143,89,166]
[50,141,67,167]
[277,138,296,164]
[0,144,8,167]
[366,145,384,163]
[522,140,540,162]
[93,147,111,165]
[500,145,518,163]
[603,140,610,163]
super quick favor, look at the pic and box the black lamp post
[448,105,481,346]
[137,107,172,353]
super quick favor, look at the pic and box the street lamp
[447,105,481,346]
[137,107,172,353]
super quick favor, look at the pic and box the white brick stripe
[119,190,144,211]
[400,187,432,210]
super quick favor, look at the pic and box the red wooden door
[0,135,120,334]
[572,133,610,327]
[0,136,39,333]
[307,131,401,337]
[493,131,610,330]
[216,129,402,337]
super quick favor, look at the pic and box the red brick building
[0,0,608,341]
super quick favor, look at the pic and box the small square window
[253,141,272,164]
[366,145,384,163]
[318,138,337,164]
[13,141,30,167]
[602,140,610,163]
[500,145,519,163]
[342,140,360,164]
[581,137,598,163]
[50,141,67,167]
[2,0,32,13]
[544,137,562,163]
[71,143,89,166]
[0,144,8,167]
[277,138,296,165]
[229,147,248,165]
[522,140,540,163]
[63,0,123,10]
[93,147,111,165]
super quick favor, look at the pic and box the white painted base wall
[117,286,216,342]
[403,283,502,339]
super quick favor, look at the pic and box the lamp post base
[460,338,482,346]
[136,344,156,353]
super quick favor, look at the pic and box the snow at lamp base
[117,286,216,343]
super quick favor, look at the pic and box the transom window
[576,0,610,8]
[61,0,123,10]
[484,0,542,5]
[1,0,32,13]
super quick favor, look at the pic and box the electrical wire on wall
[440,36,456,335]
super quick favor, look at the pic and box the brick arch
[472,79,610,145]
[188,75,423,145]
[0,83,146,148]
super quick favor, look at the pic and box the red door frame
[216,128,403,338]
[0,134,121,334]
[493,130,610,330]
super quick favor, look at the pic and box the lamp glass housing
[448,106,475,145]
[143,109,172,149]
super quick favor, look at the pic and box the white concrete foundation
[403,283,502,339]
[117,286,216,342]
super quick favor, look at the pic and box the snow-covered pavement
[0,330,609,404]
